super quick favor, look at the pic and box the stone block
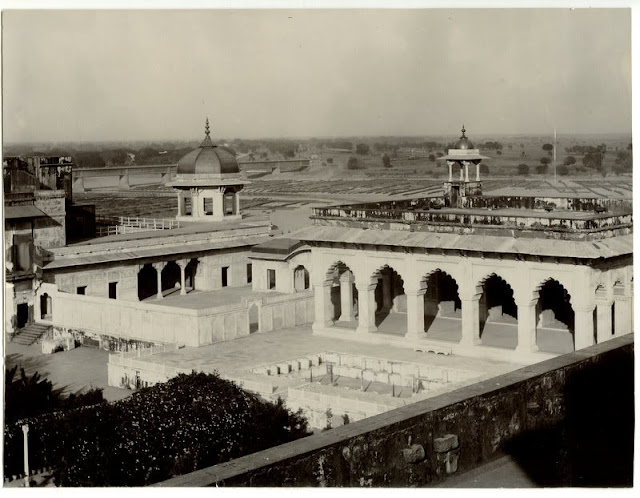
[363,369,376,382]
[437,449,460,474]
[434,434,459,453]
[375,372,390,384]
[402,444,426,464]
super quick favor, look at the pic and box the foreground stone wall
[155,335,634,487]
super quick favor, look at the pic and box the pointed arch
[420,269,462,342]
[477,273,518,349]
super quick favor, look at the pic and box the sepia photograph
[1,3,635,489]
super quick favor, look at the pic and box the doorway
[17,303,29,329]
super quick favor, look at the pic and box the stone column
[235,192,241,216]
[459,165,464,181]
[356,282,378,334]
[405,289,427,340]
[596,300,613,343]
[573,305,596,350]
[613,296,633,336]
[460,295,481,347]
[177,260,188,295]
[381,273,392,310]
[464,162,469,182]
[476,163,480,181]
[447,161,453,181]
[339,271,354,321]
[515,299,538,353]
[177,192,183,216]
[312,281,334,332]
[152,262,164,299]
[190,189,198,219]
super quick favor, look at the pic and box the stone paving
[138,325,525,384]
[4,342,131,402]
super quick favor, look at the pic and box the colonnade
[313,262,633,354]
[140,258,198,300]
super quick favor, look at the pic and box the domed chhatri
[176,117,240,177]
[438,125,491,208]
[168,118,246,223]
[454,125,474,150]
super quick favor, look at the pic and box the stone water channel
[251,352,482,430]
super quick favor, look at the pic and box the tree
[540,157,551,166]
[564,155,576,166]
[382,154,391,168]
[428,154,436,163]
[283,149,296,159]
[355,143,370,155]
[4,372,310,486]
[542,143,554,156]
[557,164,569,176]
[518,163,529,175]
[536,163,549,174]
[583,152,602,170]
[496,150,502,155]
[347,156,361,170]
[326,157,333,164]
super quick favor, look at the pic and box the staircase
[12,322,51,346]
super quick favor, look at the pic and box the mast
[553,127,557,182]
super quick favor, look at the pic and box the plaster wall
[251,251,312,293]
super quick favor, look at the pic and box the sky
[1,8,632,143]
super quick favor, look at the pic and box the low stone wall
[155,335,634,487]
[258,291,314,333]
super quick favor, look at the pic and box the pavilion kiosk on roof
[438,126,490,208]
[168,118,247,222]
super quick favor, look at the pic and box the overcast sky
[2,8,632,143]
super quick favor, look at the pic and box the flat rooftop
[73,218,270,246]
[142,285,282,310]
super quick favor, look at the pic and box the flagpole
[553,127,557,182]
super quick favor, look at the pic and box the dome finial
[205,117,210,138]
[461,124,466,137]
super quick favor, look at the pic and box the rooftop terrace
[311,194,632,241]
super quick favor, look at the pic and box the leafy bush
[346,156,362,170]
[557,164,569,176]
[518,163,529,175]
[4,372,309,486]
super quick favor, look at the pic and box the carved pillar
[235,191,241,216]
[447,161,453,182]
[339,271,354,321]
[596,300,613,343]
[152,262,164,299]
[177,192,183,217]
[476,162,480,181]
[515,299,538,353]
[177,260,188,295]
[356,282,378,334]
[613,296,632,336]
[459,164,464,181]
[464,162,469,182]
[573,304,596,350]
[460,295,481,347]
[405,289,427,340]
[312,280,334,332]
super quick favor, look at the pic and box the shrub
[382,154,392,168]
[536,164,549,174]
[518,163,529,175]
[564,155,576,166]
[428,154,436,162]
[326,157,333,164]
[4,372,310,486]
[347,156,362,170]
[557,164,569,176]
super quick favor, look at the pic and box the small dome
[454,125,474,150]
[177,118,239,176]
